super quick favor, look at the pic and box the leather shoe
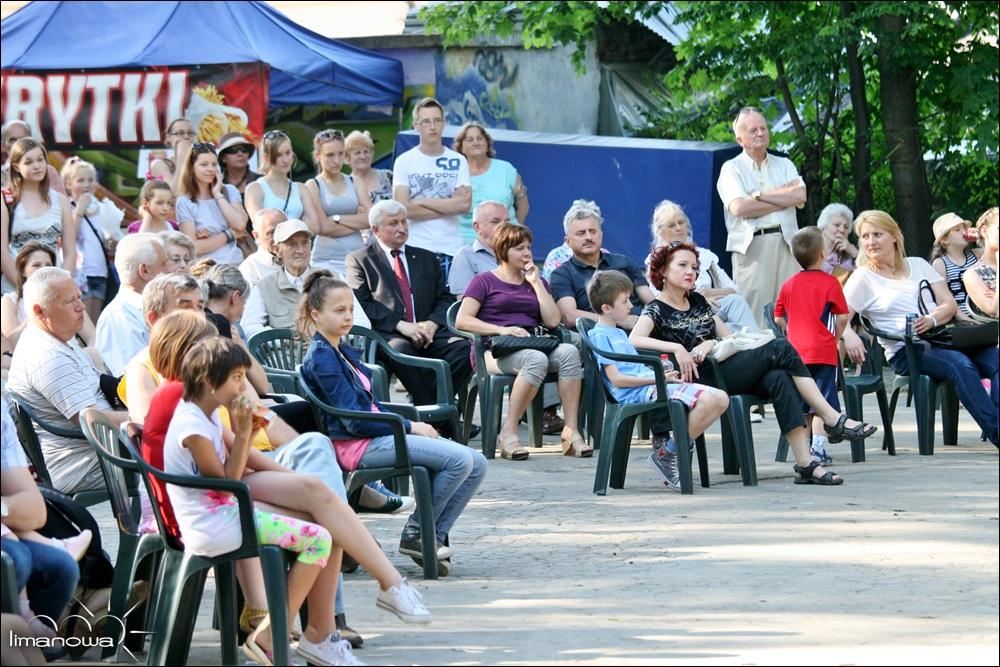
[542,408,564,435]
[335,613,364,649]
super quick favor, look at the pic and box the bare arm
[0,294,26,346]
[1,205,17,285]
[79,311,96,347]
[58,195,79,277]
[514,174,529,225]
[963,264,998,318]
[393,184,440,220]
[412,185,472,216]
[728,180,806,219]
[0,466,47,531]
[179,221,229,255]
[931,258,947,280]
[456,296,525,336]
[212,181,248,234]
[774,315,787,333]
[556,295,597,329]
[604,364,656,389]
[124,363,159,424]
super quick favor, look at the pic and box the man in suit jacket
[346,200,472,411]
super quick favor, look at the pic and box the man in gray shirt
[448,200,510,297]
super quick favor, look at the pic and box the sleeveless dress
[312,174,364,276]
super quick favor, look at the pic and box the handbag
[709,328,776,363]
[488,325,560,358]
[918,280,998,350]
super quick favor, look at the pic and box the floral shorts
[254,510,331,567]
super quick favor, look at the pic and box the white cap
[273,219,314,244]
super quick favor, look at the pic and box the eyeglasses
[222,145,253,156]
[316,129,344,141]
[166,253,191,265]
[169,129,197,138]
[416,118,445,128]
[737,106,764,115]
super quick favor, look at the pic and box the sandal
[561,435,593,458]
[240,635,274,666]
[824,415,877,444]
[498,433,529,461]
[793,461,844,486]
[239,605,268,634]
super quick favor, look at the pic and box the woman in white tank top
[304,130,370,276]
[2,138,77,294]
[244,130,323,239]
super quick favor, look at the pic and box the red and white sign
[1,63,269,149]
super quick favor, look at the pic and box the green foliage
[421,1,999,224]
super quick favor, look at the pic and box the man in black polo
[550,202,654,330]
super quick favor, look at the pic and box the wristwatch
[751,190,762,201]
[332,214,342,224]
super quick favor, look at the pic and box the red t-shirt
[140,380,185,543]
[774,270,848,366]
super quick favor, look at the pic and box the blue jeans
[265,432,347,615]
[716,293,759,332]
[890,343,999,445]
[358,435,487,544]
[1,537,80,620]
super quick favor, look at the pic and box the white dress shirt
[716,151,803,254]
[95,287,147,376]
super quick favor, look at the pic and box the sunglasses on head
[316,129,344,141]
[263,130,289,141]
[192,142,217,152]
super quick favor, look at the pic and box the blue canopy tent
[1,0,403,107]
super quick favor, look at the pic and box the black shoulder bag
[917,279,998,350]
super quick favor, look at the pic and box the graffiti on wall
[435,49,521,129]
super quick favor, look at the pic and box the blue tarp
[395,128,741,270]
[1,1,403,107]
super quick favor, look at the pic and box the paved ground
[86,392,999,665]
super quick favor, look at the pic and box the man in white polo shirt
[393,97,472,279]
[716,106,805,327]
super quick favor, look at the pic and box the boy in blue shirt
[586,270,729,491]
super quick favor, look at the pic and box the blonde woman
[244,130,323,237]
[842,210,998,447]
[344,130,393,205]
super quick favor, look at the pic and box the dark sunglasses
[222,144,253,156]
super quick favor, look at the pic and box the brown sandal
[561,435,593,458]
[498,433,529,461]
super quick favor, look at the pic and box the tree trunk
[842,1,874,212]
[875,13,933,255]
[775,57,821,226]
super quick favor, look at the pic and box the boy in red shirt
[774,227,849,465]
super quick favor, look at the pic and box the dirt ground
[90,394,999,665]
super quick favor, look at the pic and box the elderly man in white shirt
[94,232,165,375]
[239,207,287,289]
[716,106,806,327]
[7,267,129,494]
[241,219,370,339]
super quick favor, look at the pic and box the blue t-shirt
[460,158,518,243]
[587,323,655,404]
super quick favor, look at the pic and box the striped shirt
[941,248,978,309]
[7,324,110,492]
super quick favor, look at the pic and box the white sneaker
[297,633,365,666]
[376,578,432,624]
[749,411,763,423]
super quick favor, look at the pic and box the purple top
[821,249,855,275]
[127,219,180,234]
[464,271,549,328]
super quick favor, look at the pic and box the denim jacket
[301,332,412,440]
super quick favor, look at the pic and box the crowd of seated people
[2,99,996,664]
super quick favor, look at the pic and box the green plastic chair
[1,552,18,615]
[296,368,442,578]
[7,391,109,507]
[446,302,552,458]
[80,409,162,660]
[861,317,959,455]
[119,424,293,666]
[577,318,709,495]
[347,325,464,443]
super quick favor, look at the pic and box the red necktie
[391,249,415,322]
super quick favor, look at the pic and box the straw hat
[932,212,969,244]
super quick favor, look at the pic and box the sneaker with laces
[810,446,833,465]
[297,633,366,666]
[651,434,670,451]
[647,444,681,492]
[376,578,432,624]
[399,534,454,560]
